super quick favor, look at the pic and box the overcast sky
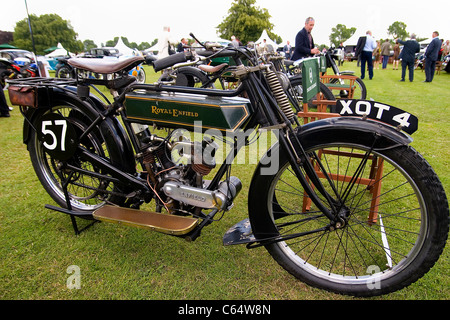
[1,0,447,47]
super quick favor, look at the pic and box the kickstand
[60,171,98,235]
[69,215,98,235]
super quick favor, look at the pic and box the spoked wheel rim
[33,106,116,211]
[267,144,428,285]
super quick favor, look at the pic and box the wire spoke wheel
[255,141,448,296]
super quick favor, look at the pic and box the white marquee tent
[144,42,159,53]
[44,43,74,58]
[255,29,279,50]
[343,31,362,47]
[114,37,135,56]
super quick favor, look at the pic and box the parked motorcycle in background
[54,56,76,79]
[0,49,39,86]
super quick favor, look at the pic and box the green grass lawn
[0,62,449,301]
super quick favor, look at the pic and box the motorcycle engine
[140,133,241,213]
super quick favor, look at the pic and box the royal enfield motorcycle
[7,45,448,297]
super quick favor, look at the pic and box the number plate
[334,99,418,134]
[38,113,78,161]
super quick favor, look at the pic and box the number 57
[42,120,68,152]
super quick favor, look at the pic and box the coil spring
[265,69,295,120]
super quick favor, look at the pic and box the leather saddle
[68,56,144,74]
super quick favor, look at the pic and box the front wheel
[249,130,448,297]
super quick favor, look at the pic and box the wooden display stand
[321,74,358,99]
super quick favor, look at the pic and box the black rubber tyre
[249,132,449,297]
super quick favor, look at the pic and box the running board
[93,205,199,236]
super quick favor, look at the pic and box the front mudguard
[244,117,413,243]
[293,116,412,151]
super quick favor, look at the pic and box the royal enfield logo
[151,105,199,118]
[306,66,317,94]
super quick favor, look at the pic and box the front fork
[277,127,338,221]
[280,123,380,228]
[243,71,339,223]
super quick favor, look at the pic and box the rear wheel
[27,99,127,211]
[249,133,448,296]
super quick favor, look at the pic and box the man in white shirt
[360,31,377,80]
[157,26,172,59]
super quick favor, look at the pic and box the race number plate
[37,113,78,161]
[334,99,418,134]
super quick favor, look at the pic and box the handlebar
[152,48,246,72]
[152,52,194,72]
[196,49,241,59]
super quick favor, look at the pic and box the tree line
[11,13,157,55]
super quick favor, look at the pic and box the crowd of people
[288,17,447,84]
[355,30,447,83]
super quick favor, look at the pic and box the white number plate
[38,113,78,160]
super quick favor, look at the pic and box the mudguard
[22,87,136,174]
[174,66,210,87]
[237,117,413,245]
[293,116,412,151]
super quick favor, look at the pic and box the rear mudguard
[22,86,136,174]
[243,117,413,244]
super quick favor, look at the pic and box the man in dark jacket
[424,31,441,82]
[355,31,377,80]
[398,34,420,82]
[291,17,320,61]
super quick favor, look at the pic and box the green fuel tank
[124,91,251,132]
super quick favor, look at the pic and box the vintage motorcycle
[157,35,335,105]
[7,45,448,297]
